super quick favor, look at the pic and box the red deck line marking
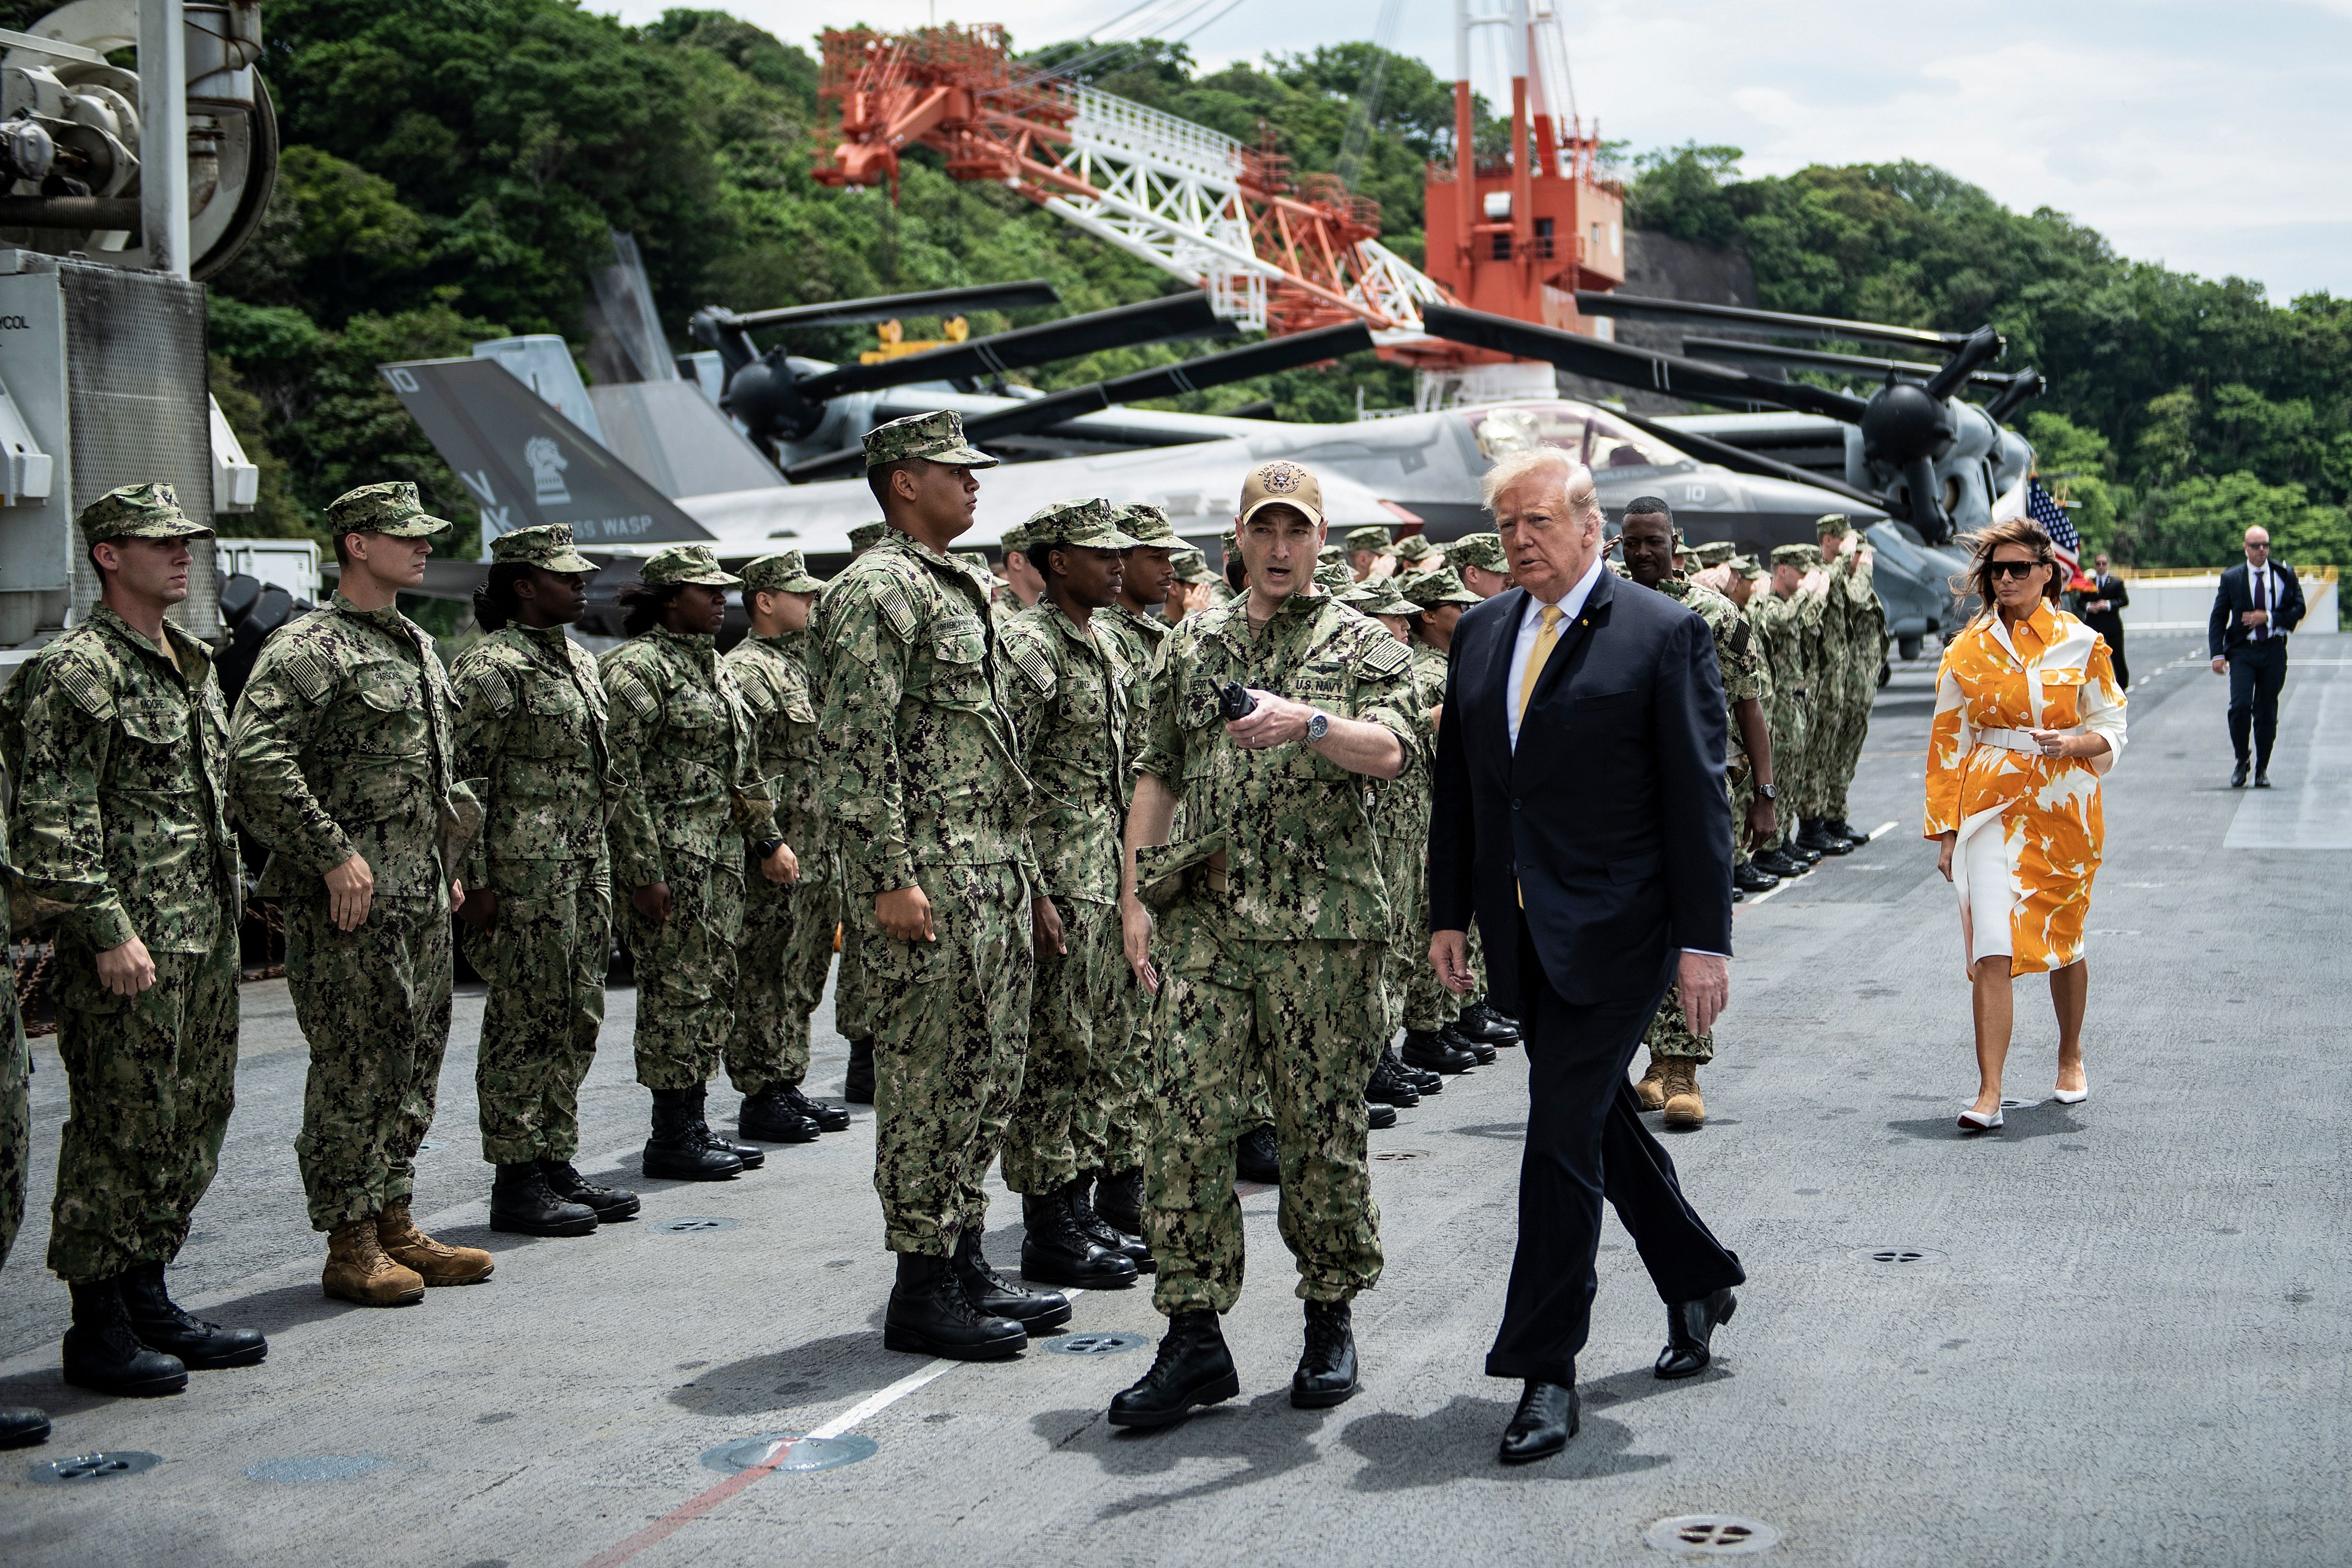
[581,1438,801,1568]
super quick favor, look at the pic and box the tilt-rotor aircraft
[381,278,1974,647]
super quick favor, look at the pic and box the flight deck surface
[3,628,2343,1566]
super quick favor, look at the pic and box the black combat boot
[695,1083,765,1169]
[1366,1052,1421,1108]
[779,1084,851,1132]
[1734,858,1780,894]
[1095,1167,1146,1237]
[62,1278,186,1397]
[1796,818,1851,856]
[1019,1191,1138,1289]
[1754,845,1808,879]
[1108,1310,1239,1428]
[540,1158,641,1220]
[1292,1298,1360,1409]
[0,1406,48,1448]
[119,1262,268,1369]
[951,1228,1073,1332]
[1446,1022,1498,1065]
[1826,818,1870,847]
[1235,1124,1282,1185]
[1067,1178,1152,1274]
[489,1162,598,1237]
[1402,1029,1475,1075]
[643,1088,743,1180]
[738,1088,821,1144]
[843,1037,876,1104]
[1365,1100,1398,1130]
[884,1252,1027,1360]
[1456,998,1521,1046]
[1392,1044,1443,1094]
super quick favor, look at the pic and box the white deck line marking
[806,1361,958,1439]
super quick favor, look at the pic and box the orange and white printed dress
[1922,602,2127,976]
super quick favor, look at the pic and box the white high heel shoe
[2052,1079,2088,1105]
[1957,1105,2004,1133]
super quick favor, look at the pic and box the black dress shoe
[1734,858,1780,894]
[1067,1179,1153,1274]
[643,1088,742,1180]
[1292,1299,1359,1409]
[62,1279,186,1396]
[1108,1310,1239,1428]
[1498,1379,1578,1463]
[780,1085,852,1132]
[119,1262,269,1370]
[843,1037,876,1103]
[0,1406,48,1448]
[1401,1029,1475,1075]
[885,1252,1027,1360]
[952,1228,1072,1332]
[1095,1166,1146,1237]
[1236,1124,1282,1185]
[739,1088,822,1144]
[1019,1191,1138,1288]
[1366,1052,1421,1108]
[488,1162,598,1238]
[1655,1286,1738,1379]
[2254,770,2273,788]
[540,1159,641,1220]
[2231,759,2250,788]
[1456,998,1520,1045]
[1365,1100,1397,1130]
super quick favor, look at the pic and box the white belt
[1974,725,2079,755]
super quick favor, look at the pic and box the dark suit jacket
[2073,573,2128,644]
[2209,562,2305,656]
[1427,569,1734,1014]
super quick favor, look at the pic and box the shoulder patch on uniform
[1007,635,1057,697]
[1356,638,1412,679]
[875,581,919,643]
[609,664,658,717]
[278,644,333,706]
[1729,618,1753,658]
[466,662,513,716]
[48,649,114,719]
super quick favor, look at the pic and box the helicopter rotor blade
[1679,335,2010,389]
[1923,325,2005,401]
[1573,291,1984,358]
[1605,407,1894,514]
[1419,304,1870,423]
[716,280,1064,333]
[796,292,1229,402]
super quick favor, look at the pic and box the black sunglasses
[1987,560,2045,580]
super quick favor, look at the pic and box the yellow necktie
[1517,605,1563,723]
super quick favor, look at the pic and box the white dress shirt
[1505,555,1606,754]
[2248,559,2282,641]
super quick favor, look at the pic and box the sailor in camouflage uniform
[0,802,46,1446]
[1447,531,1513,599]
[1343,524,1394,581]
[723,550,849,1145]
[814,522,890,1104]
[2,483,262,1393]
[1109,458,1416,1428]
[602,545,790,1182]
[821,411,1067,1361]
[231,481,494,1307]
[997,500,1147,1290]
[1170,544,1231,616]
[1618,501,1773,1128]
[450,523,639,1238]
[1392,567,1484,1080]
[1747,544,1821,879]
[1808,514,1882,849]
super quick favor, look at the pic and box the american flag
[2026,480,2089,586]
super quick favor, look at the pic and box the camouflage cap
[862,409,998,470]
[1447,532,1506,574]
[742,550,825,594]
[1024,497,1143,553]
[1397,566,1481,609]
[640,544,742,588]
[1169,544,1215,583]
[954,549,1006,586]
[1344,525,1393,554]
[1339,580,1419,618]
[1730,553,1765,577]
[1815,512,1855,538]
[1115,503,1179,547]
[1318,543,1345,567]
[76,481,211,547]
[327,480,451,539]
[490,522,596,574]
[1313,558,1354,591]
[999,522,1035,559]
[1770,543,1819,569]
[1694,540,1737,569]
[1391,534,1437,566]
[1238,459,1323,527]
[849,521,889,553]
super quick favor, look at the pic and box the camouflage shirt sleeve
[1135,624,1190,786]
[228,630,359,883]
[7,647,135,950]
[818,580,920,898]
[601,647,666,891]
[449,645,516,890]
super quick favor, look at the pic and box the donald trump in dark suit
[1428,447,1746,1465]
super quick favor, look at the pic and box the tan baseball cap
[1237,459,1323,528]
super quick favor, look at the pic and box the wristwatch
[1305,709,1331,744]
[1755,782,1779,801]
[752,837,786,862]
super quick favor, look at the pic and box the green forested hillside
[197,0,2349,568]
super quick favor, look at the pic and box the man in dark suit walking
[2208,525,2305,788]
[2073,552,2131,690]
[1427,447,1745,1466]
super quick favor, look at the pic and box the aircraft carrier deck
[5,628,2346,1566]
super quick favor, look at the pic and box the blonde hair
[1481,446,1600,525]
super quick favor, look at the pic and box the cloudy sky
[620,0,2352,302]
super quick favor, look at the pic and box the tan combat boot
[323,1220,426,1307]
[1662,1060,1707,1128]
[1634,1053,1669,1112]
[378,1202,495,1286]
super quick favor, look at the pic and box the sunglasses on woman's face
[1987,560,2045,580]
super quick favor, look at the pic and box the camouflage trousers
[1377,798,1428,1042]
[863,861,1033,1255]
[1002,897,1117,1195]
[1643,979,1713,1065]
[725,851,833,1096]
[1820,666,1876,822]
[463,860,610,1165]
[1145,920,1385,1316]
[48,941,239,1281]
[1100,965,1155,1174]
[288,894,452,1232]
[1758,695,1812,852]
[626,856,744,1092]
[1,1024,24,1270]
[830,850,872,1044]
